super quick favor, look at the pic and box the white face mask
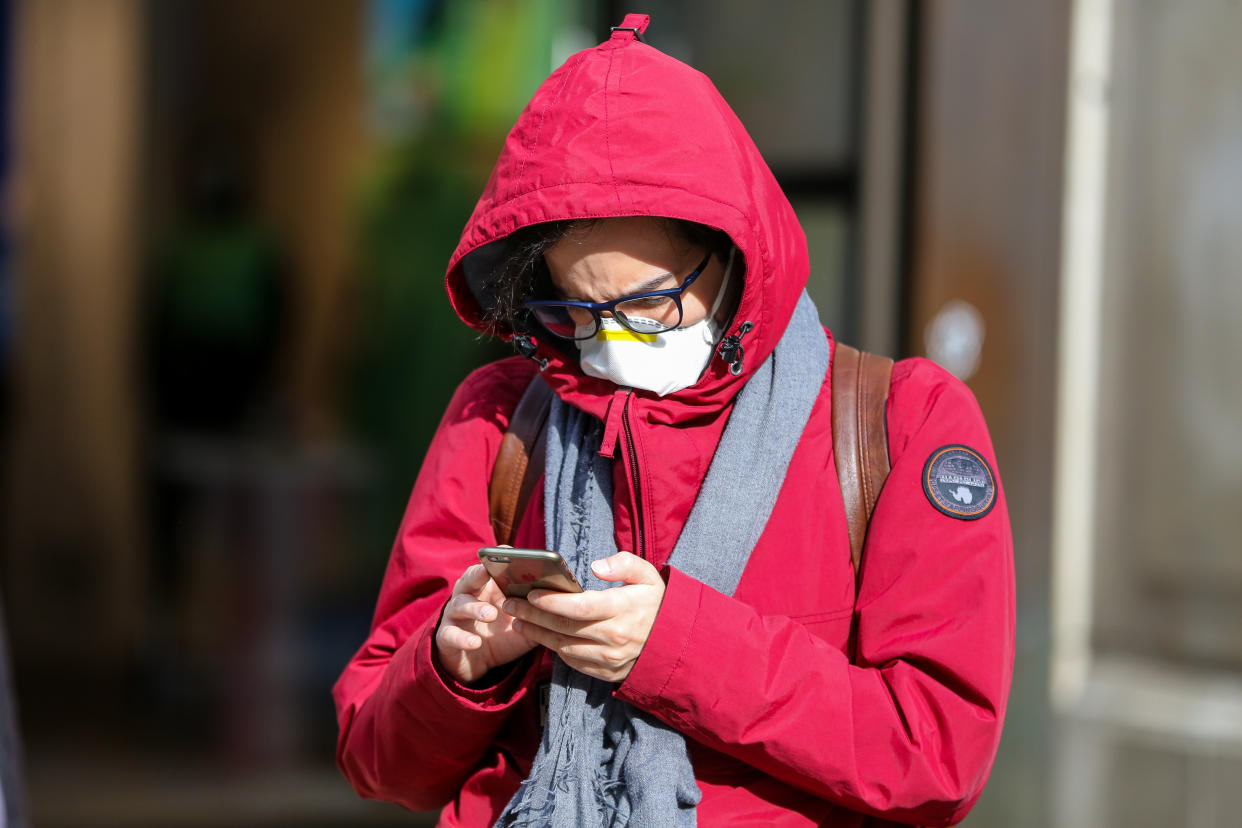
[577,248,736,396]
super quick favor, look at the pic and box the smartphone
[477,547,584,598]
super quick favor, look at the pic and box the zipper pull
[717,321,754,376]
[598,387,631,459]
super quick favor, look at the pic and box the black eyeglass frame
[523,252,713,341]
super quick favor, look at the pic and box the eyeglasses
[523,252,712,341]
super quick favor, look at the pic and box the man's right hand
[434,563,537,685]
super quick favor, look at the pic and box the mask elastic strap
[707,246,737,322]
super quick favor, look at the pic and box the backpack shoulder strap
[832,346,949,828]
[831,343,895,581]
[488,376,554,546]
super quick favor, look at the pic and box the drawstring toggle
[717,321,754,376]
[512,333,549,371]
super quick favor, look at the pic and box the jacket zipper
[621,392,648,560]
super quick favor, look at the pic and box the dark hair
[485,217,734,336]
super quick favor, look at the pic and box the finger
[590,551,662,586]
[453,563,492,596]
[525,588,618,622]
[437,623,482,652]
[512,618,584,657]
[477,582,509,608]
[503,597,609,639]
[445,593,498,623]
[513,620,628,674]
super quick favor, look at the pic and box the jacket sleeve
[332,358,541,812]
[616,358,1015,826]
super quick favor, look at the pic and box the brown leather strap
[831,343,894,581]
[488,376,554,546]
[834,347,935,825]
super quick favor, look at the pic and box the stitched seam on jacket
[516,58,574,191]
[603,48,622,210]
[653,577,702,702]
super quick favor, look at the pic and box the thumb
[592,551,661,585]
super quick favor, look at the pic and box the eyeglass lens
[531,296,683,340]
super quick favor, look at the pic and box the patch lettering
[922,445,996,520]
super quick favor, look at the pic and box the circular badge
[922,445,996,520]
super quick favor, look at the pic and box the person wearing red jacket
[334,15,1014,828]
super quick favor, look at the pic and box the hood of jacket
[445,19,810,425]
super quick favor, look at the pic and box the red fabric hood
[445,20,810,424]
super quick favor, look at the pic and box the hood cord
[717,321,754,376]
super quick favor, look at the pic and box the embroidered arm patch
[922,445,996,520]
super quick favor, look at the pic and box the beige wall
[1053,2,1242,824]
[8,0,147,666]
[5,0,370,669]
[906,1,1071,824]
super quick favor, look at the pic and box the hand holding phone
[434,562,538,685]
[477,547,584,598]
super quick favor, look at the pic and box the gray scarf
[496,292,830,828]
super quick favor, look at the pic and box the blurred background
[0,0,1238,826]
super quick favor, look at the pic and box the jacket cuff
[615,565,703,714]
[404,609,536,714]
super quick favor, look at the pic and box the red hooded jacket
[334,18,1014,827]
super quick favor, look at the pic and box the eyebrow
[560,270,677,303]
